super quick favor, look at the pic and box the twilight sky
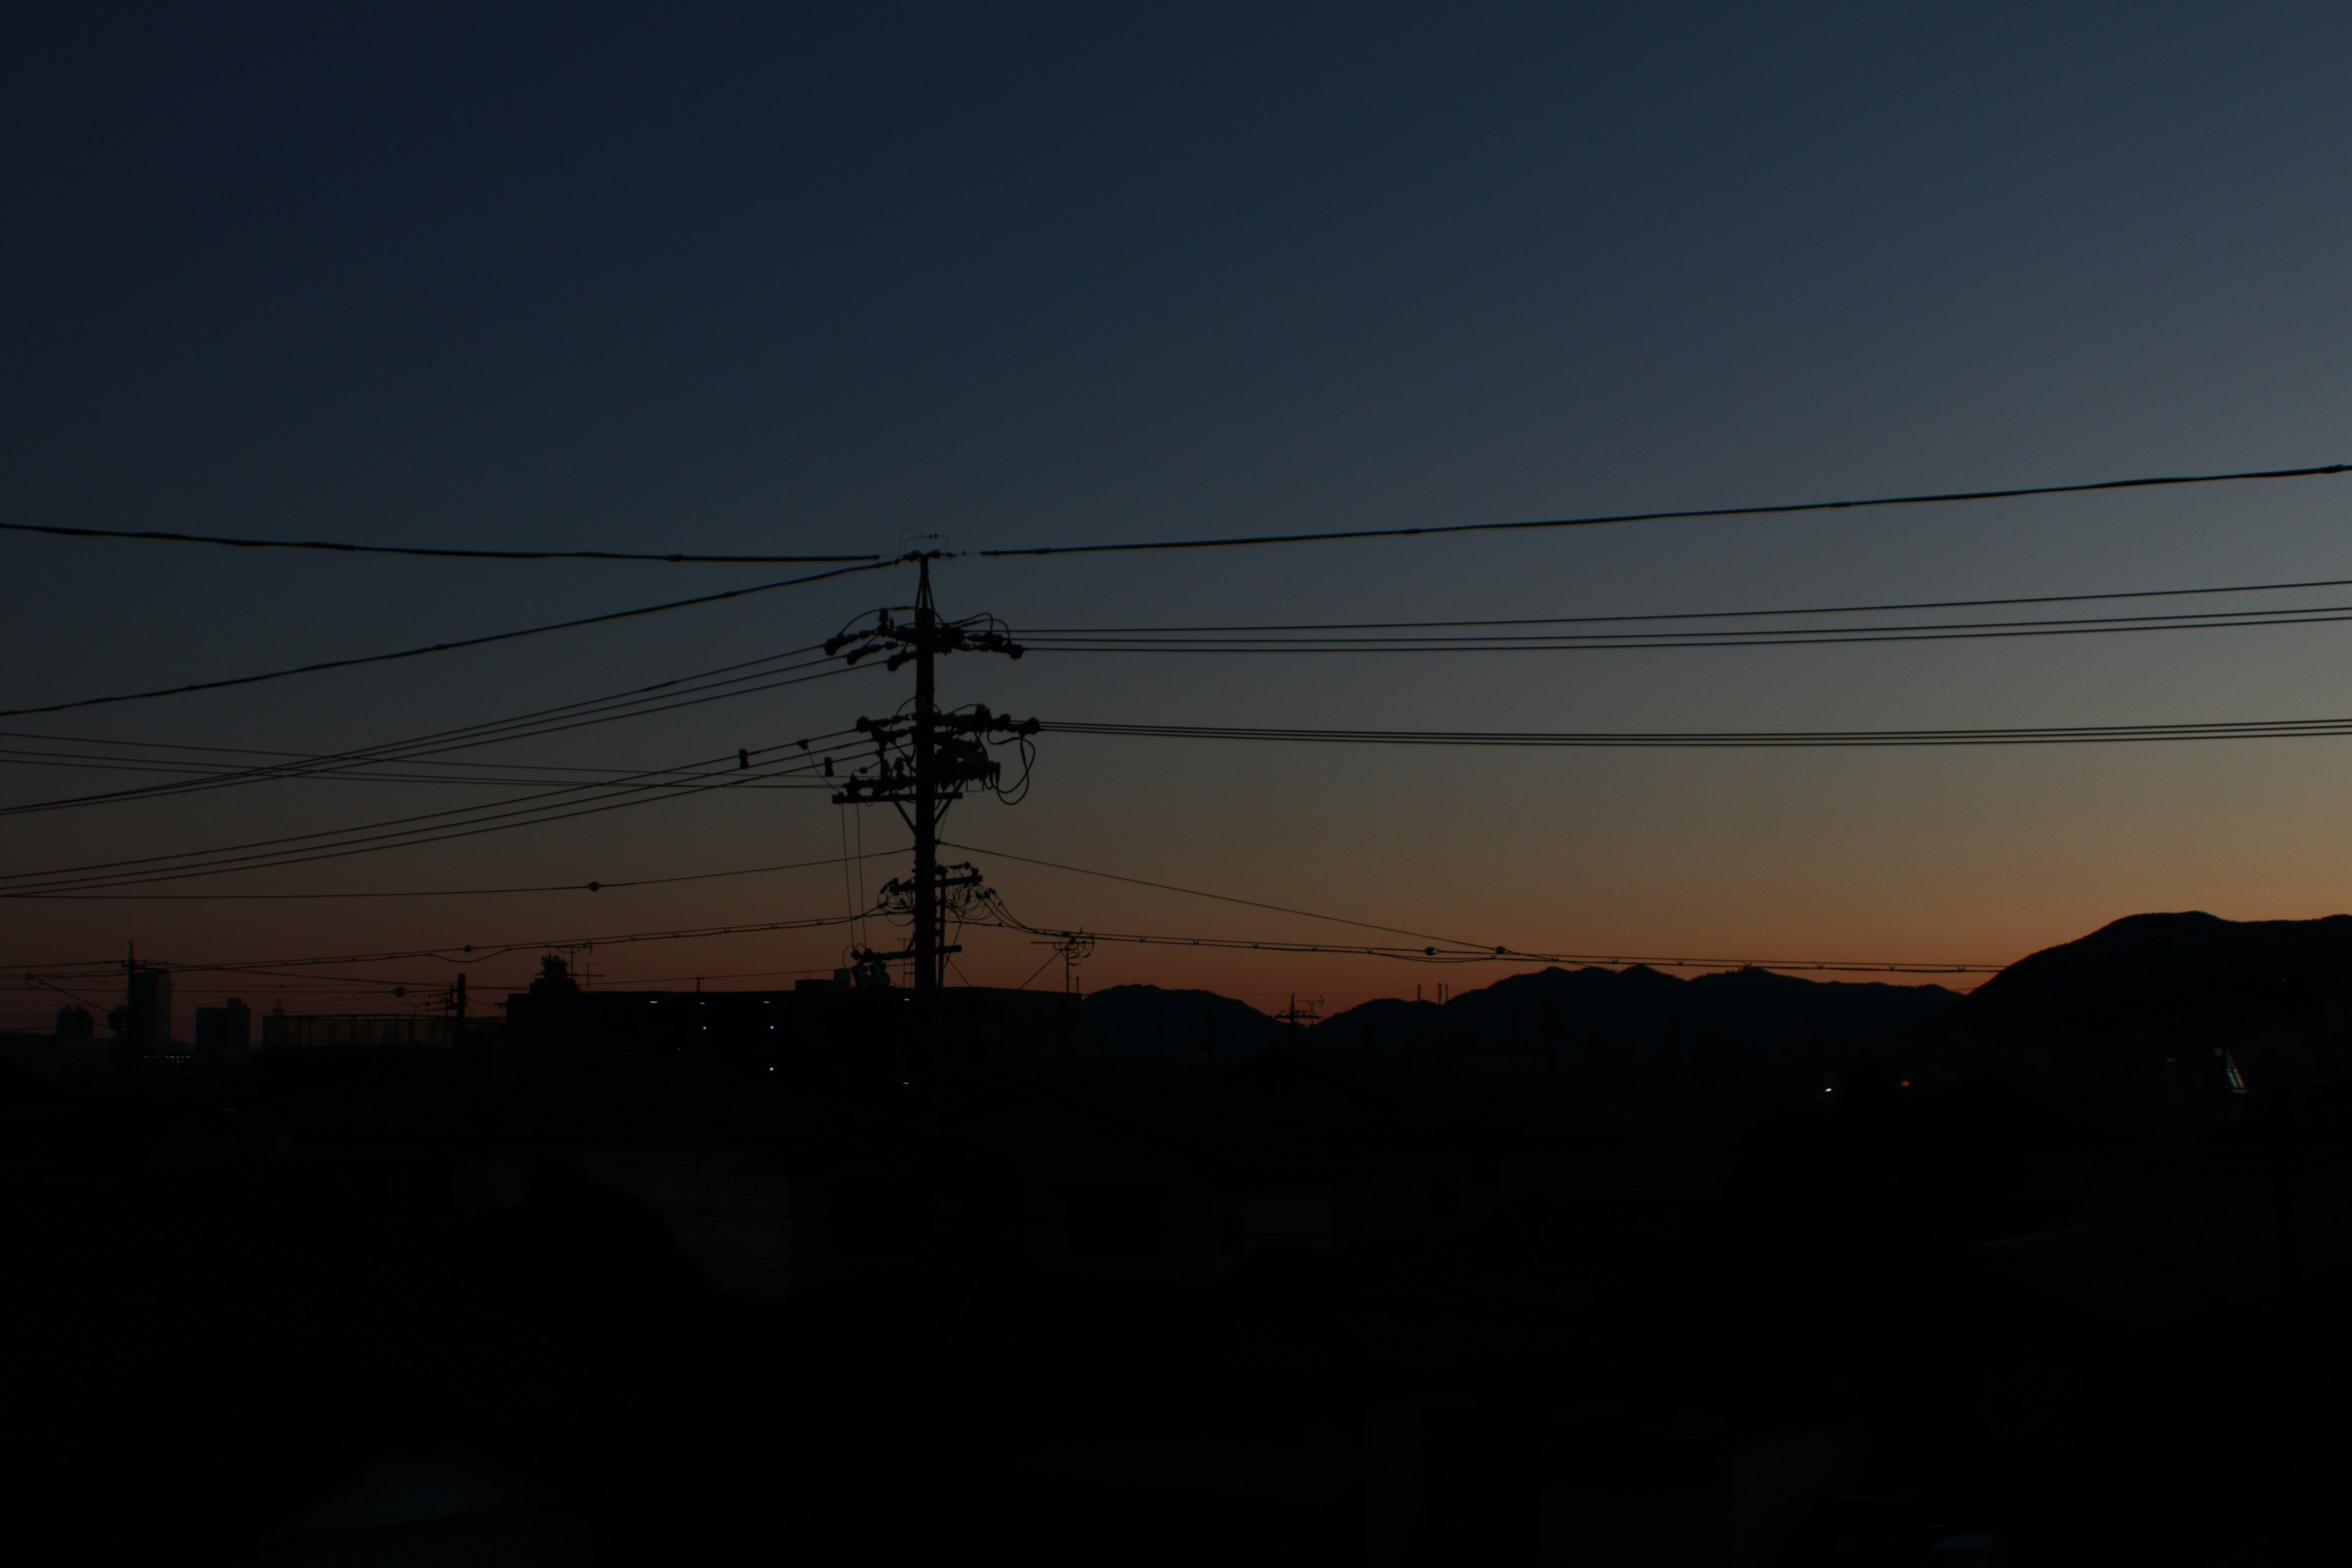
[6,3,2352,1023]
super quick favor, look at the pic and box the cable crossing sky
[3,459,2342,568]
[1043,715,2352,748]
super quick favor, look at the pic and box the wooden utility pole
[911,557,940,989]
[827,553,1036,993]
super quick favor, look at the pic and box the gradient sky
[7,4,2352,1025]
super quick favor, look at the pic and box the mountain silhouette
[1086,912,2352,1082]
[1083,985,1286,1065]
[1314,964,1958,1072]
[1955,910,2352,1053]
[1086,965,1959,1073]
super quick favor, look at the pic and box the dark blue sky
[7,4,2352,1016]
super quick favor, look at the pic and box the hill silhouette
[1086,965,1960,1072]
[1314,964,1959,1072]
[1956,910,2352,1052]
[1084,911,2352,1080]
[1082,984,1285,1065]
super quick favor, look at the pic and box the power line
[940,839,1488,951]
[1019,604,2352,654]
[0,559,894,718]
[0,657,866,817]
[0,744,846,793]
[0,848,905,900]
[0,715,828,778]
[1017,571,2352,633]
[1044,715,2352,748]
[0,640,847,786]
[0,763,823,894]
[0,742,857,895]
[968,918,2003,975]
[0,518,885,565]
[17,911,867,983]
[26,462,2343,567]
[977,460,2350,557]
[946,841,2003,976]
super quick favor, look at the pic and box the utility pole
[911,560,939,991]
[828,554,1036,992]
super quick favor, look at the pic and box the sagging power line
[0,560,892,718]
[941,839,1494,954]
[17,911,867,984]
[0,742,843,794]
[946,840,2002,977]
[0,658,870,818]
[18,460,2343,568]
[977,459,2348,557]
[0,848,906,900]
[1017,600,2352,654]
[1044,715,2352,748]
[968,919,2004,976]
[0,518,886,565]
[0,741,861,895]
[1019,570,2352,633]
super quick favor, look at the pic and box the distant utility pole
[827,554,1036,991]
[1054,932,1094,994]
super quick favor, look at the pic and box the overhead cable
[19,912,865,982]
[0,559,893,718]
[0,656,865,816]
[25,463,2344,565]
[949,846,2000,973]
[2,848,904,900]
[1044,715,2352,748]
[1019,571,2352,634]
[1020,602,2352,654]
[979,461,2348,557]
[0,743,842,793]
[968,918,2002,974]
[940,839,1489,952]
[0,744,854,895]
[0,518,884,565]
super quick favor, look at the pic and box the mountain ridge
[1084,910,2352,1067]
